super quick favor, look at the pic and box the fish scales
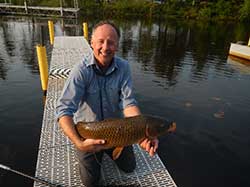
[76,116,146,147]
[76,115,176,148]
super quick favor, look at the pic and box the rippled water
[0,17,250,187]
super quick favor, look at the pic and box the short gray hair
[92,20,120,39]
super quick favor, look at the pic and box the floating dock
[229,43,250,61]
[0,3,79,18]
[34,36,177,187]
[227,55,250,74]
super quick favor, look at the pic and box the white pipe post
[60,0,63,17]
[24,0,28,14]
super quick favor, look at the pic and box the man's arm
[123,105,141,117]
[58,115,106,152]
[123,105,159,157]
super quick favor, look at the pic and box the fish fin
[112,147,124,160]
[168,122,177,133]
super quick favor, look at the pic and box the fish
[75,115,176,160]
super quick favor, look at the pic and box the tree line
[1,0,250,21]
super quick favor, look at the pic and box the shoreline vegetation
[1,0,250,22]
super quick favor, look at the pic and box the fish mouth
[167,122,176,133]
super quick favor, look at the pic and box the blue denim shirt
[56,52,138,123]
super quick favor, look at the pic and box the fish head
[146,116,176,139]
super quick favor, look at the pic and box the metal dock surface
[34,36,177,187]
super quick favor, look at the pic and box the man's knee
[77,151,103,186]
[114,146,136,173]
[79,169,101,187]
[78,159,102,186]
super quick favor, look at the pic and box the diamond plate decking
[34,36,177,187]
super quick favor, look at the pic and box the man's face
[91,24,119,68]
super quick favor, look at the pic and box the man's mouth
[100,52,109,57]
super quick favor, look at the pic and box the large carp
[76,115,176,159]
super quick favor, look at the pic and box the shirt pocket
[106,85,120,110]
[86,85,100,106]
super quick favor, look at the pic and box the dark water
[0,17,250,187]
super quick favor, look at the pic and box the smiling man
[56,20,159,187]
[91,22,118,68]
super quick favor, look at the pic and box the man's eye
[108,41,115,46]
[97,40,104,44]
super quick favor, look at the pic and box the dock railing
[0,1,79,18]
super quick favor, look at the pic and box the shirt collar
[85,52,118,76]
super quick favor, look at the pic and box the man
[56,20,159,187]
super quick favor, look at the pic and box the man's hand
[139,138,159,157]
[58,116,109,153]
[75,138,108,153]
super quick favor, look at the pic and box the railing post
[60,0,63,17]
[36,45,49,96]
[24,0,28,14]
[74,0,79,18]
[83,22,88,41]
[74,0,79,9]
[48,20,55,45]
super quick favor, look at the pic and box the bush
[215,0,232,17]
[198,7,213,19]
[101,0,154,17]
[239,0,250,21]
[183,7,198,19]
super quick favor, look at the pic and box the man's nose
[102,40,109,49]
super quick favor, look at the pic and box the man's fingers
[148,139,159,156]
[152,139,159,152]
[96,139,106,145]
[139,138,159,156]
[82,139,106,152]
[149,146,154,157]
[146,140,151,152]
[139,139,146,148]
[141,139,150,150]
[89,139,106,145]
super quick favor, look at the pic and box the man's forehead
[92,24,118,38]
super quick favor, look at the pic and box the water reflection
[115,20,250,187]
[0,17,84,80]
[227,55,250,75]
[1,18,249,82]
[0,17,250,187]
[117,20,250,87]
[0,19,39,77]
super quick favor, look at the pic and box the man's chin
[100,58,112,65]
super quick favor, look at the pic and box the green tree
[215,0,232,17]
[239,0,250,21]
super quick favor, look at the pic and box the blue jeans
[77,146,136,187]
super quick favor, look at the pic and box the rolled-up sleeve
[119,63,138,110]
[55,63,86,120]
